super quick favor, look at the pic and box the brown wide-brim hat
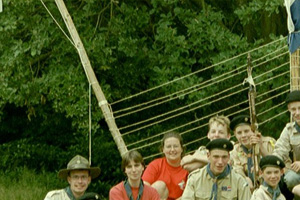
[58,155,101,180]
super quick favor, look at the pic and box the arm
[181,175,195,200]
[273,124,292,161]
[181,147,208,172]
[237,177,252,200]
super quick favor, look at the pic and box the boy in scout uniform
[230,115,276,190]
[181,115,231,172]
[273,90,300,199]
[44,155,101,200]
[181,138,251,200]
[251,155,286,200]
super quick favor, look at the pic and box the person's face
[67,170,91,198]
[125,160,144,182]
[163,137,183,163]
[288,101,300,125]
[234,124,253,148]
[261,166,283,189]
[207,121,230,141]
[207,149,230,176]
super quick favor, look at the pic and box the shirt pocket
[194,190,210,200]
[220,191,237,200]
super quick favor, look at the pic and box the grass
[0,167,65,200]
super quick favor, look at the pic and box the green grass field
[0,167,65,200]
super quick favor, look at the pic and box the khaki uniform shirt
[231,136,276,178]
[44,189,71,200]
[250,185,286,200]
[181,166,251,200]
[194,146,208,156]
[273,122,300,168]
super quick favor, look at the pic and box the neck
[128,178,141,188]
[72,191,84,199]
[166,158,181,167]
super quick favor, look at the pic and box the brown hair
[121,150,145,172]
[160,131,185,157]
[208,115,231,136]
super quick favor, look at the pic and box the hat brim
[58,167,101,180]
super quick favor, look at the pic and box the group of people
[44,90,300,200]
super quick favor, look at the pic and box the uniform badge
[221,186,231,191]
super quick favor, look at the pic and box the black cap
[206,138,233,152]
[78,193,100,200]
[285,90,300,104]
[230,115,251,131]
[259,155,285,170]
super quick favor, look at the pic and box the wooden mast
[54,0,128,157]
[290,50,300,91]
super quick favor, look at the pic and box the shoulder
[143,184,160,197]
[45,189,66,198]
[187,167,204,179]
[110,182,124,192]
[230,170,249,187]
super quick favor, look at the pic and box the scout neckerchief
[206,164,231,200]
[65,186,77,200]
[263,181,281,200]
[241,145,254,183]
[295,122,300,133]
[124,178,144,200]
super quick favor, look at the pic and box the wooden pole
[54,0,128,157]
[291,49,300,91]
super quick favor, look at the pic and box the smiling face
[207,149,230,176]
[234,124,254,148]
[163,137,183,165]
[288,101,300,125]
[207,121,230,141]
[261,166,283,189]
[67,170,91,198]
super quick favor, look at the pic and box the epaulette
[286,122,294,130]
[188,168,201,178]
[46,190,63,197]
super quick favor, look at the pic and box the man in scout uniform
[44,155,101,200]
[230,115,276,190]
[181,115,231,172]
[273,90,300,199]
[181,138,251,200]
[251,155,286,200]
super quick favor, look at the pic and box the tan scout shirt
[44,189,71,200]
[273,122,300,168]
[250,185,286,200]
[181,167,251,200]
[231,136,276,178]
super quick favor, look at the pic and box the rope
[119,72,246,131]
[259,110,289,126]
[120,62,289,133]
[114,46,288,117]
[112,37,286,105]
[114,63,247,117]
[40,0,76,48]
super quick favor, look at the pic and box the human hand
[291,161,300,173]
[250,131,262,145]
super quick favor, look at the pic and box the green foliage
[0,0,289,198]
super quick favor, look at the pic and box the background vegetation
[0,0,289,199]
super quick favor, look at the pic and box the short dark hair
[121,150,145,172]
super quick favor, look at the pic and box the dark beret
[230,115,251,131]
[206,138,233,152]
[286,90,300,104]
[78,192,100,200]
[259,155,285,170]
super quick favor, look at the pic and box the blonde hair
[208,115,231,135]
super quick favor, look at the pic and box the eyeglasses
[70,175,89,181]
